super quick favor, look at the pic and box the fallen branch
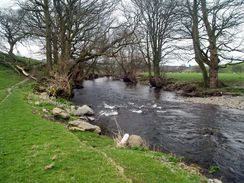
[16,65,37,81]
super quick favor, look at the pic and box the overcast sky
[0,0,15,8]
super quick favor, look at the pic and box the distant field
[166,72,244,82]
[142,72,244,82]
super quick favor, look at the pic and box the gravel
[181,95,244,110]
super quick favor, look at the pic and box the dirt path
[0,78,29,105]
[71,132,132,183]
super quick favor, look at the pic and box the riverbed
[72,77,244,183]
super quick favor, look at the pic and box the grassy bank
[0,65,207,182]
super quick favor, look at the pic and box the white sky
[0,0,16,8]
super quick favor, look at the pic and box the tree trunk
[191,0,209,88]
[44,0,53,71]
[52,33,59,64]
[200,63,209,88]
[209,66,218,88]
[153,63,160,78]
[201,0,219,88]
[8,43,14,55]
[153,51,161,78]
[150,53,163,88]
[209,48,219,88]
[146,31,152,78]
[147,61,152,78]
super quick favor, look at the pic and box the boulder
[59,112,70,119]
[35,101,40,105]
[68,120,101,134]
[52,107,70,119]
[87,117,95,121]
[52,107,64,115]
[70,105,76,111]
[208,179,222,183]
[39,92,50,100]
[74,105,94,116]
[127,135,144,148]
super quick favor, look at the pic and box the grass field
[165,72,244,83]
[0,65,206,183]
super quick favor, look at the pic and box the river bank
[0,64,208,183]
[180,95,244,111]
[136,73,244,111]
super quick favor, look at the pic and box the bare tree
[18,0,137,96]
[182,0,244,88]
[0,8,29,55]
[131,0,180,87]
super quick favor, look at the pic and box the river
[72,77,244,183]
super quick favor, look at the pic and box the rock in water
[74,105,94,116]
[68,120,101,134]
[127,135,145,148]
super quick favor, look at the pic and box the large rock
[39,92,50,100]
[74,105,94,116]
[208,179,222,183]
[68,120,101,134]
[127,135,145,148]
[52,107,70,119]
[52,107,63,115]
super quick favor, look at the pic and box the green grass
[74,132,205,183]
[142,72,244,83]
[0,65,206,183]
[0,65,23,90]
[0,51,41,67]
[165,72,244,83]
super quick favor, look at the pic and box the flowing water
[72,77,244,183]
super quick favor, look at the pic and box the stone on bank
[68,120,101,134]
[52,107,70,119]
[73,105,95,116]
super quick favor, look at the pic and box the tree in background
[18,0,136,97]
[181,0,244,88]
[0,8,29,55]
[131,0,180,87]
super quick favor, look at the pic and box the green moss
[208,165,220,174]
